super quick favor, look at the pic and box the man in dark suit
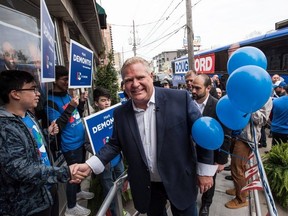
[192,74,230,216]
[72,57,218,216]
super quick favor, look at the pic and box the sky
[99,0,287,61]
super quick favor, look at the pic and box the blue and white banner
[40,0,55,82]
[84,103,122,167]
[174,57,189,74]
[69,39,93,88]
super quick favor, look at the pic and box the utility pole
[186,0,195,71]
[121,46,124,66]
[132,20,137,56]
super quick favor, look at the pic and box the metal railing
[96,171,139,216]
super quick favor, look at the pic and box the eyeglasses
[4,52,16,58]
[16,87,39,93]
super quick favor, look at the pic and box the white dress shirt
[132,89,161,181]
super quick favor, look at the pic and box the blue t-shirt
[47,93,85,152]
[22,114,51,166]
[271,96,288,134]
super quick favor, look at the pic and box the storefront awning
[96,3,107,29]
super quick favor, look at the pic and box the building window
[0,4,41,85]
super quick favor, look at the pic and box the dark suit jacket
[97,87,214,213]
[203,95,230,165]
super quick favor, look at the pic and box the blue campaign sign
[84,103,122,167]
[69,40,93,88]
[118,91,128,104]
[40,0,55,82]
[174,57,189,74]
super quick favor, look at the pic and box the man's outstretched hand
[69,163,92,183]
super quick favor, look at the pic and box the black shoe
[225,175,233,181]
[199,205,209,216]
[258,144,267,148]
[224,165,231,171]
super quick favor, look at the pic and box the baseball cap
[161,79,169,85]
[273,80,286,88]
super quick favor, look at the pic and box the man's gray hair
[121,57,152,79]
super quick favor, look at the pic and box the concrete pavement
[123,129,287,216]
[68,129,287,216]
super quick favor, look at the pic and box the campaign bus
[171,26,288,87]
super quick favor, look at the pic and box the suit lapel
[155,89,167,157]
[124,89,168,166]
[203,95,212,116]
[124,101,149,166]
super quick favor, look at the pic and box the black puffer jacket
[0,107,71,216]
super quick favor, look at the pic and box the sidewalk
[123,129,286,216]
[124,170,249,216]
[71,129,287,216]
[124,161,286,216]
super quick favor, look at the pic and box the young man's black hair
[0,70,35,103]
[55,65,68,80]
[93,86,111,102]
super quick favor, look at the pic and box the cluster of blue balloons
[226,46,272,113]
[192,46,272,150]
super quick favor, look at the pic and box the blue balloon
[216,95,251,130]
[226,65,272,113]
[227,46,267,75]
[192,117,224,150]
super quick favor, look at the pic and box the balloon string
[221,135,255,162]
[219,148,249,162]
[242,113,249,118]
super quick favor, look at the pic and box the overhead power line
[109,18,166,27]
[140,25,186,56]
[138,24,185,49]
[119,24,185,55]
[140,0,182,45]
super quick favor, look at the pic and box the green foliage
[263,142,288,209]
[94,52,119,105]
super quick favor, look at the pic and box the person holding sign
[71,57,217,216]
[92,87,125,216]
[46,66,93,216]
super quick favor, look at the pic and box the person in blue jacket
[270,85,288,145]
[92,86,125,216]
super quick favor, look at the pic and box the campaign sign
[194,53,215,74]
[118,91,128,104]
[174,58,189,74]
[40,0,55,82]
[84,103,122,167]
[172,74,186,86]
[69,40,93,88]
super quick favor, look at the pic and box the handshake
[69,163,92,183]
